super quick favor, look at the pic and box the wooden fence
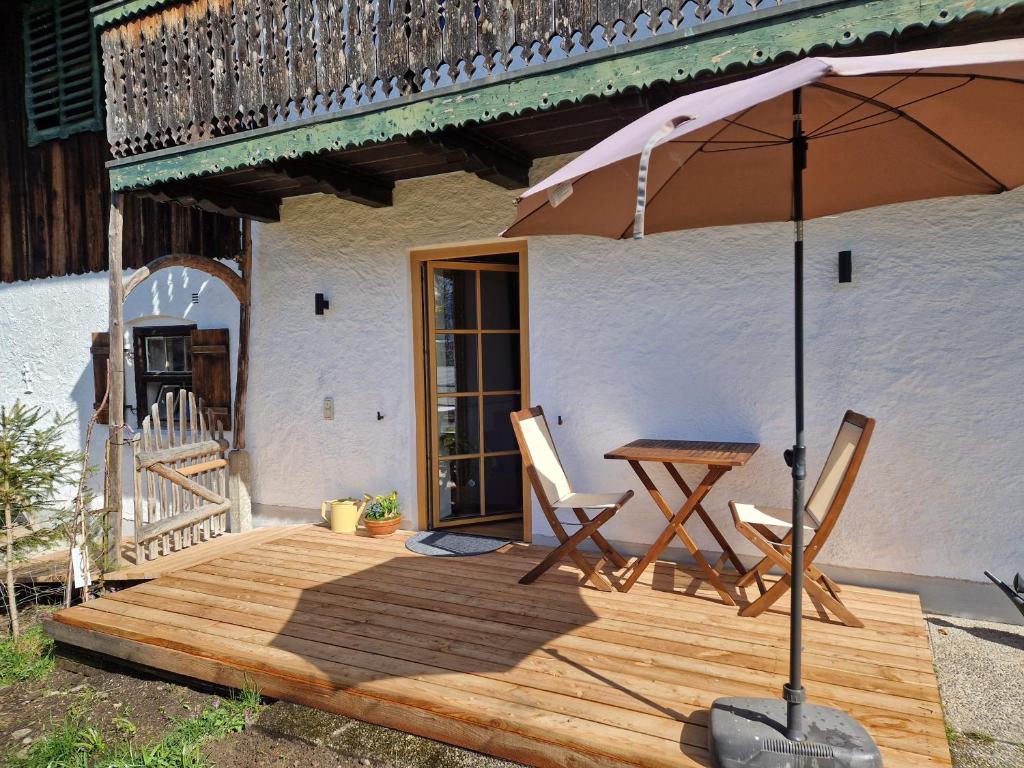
[131,389,230,562]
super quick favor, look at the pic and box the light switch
[323,397,334,420]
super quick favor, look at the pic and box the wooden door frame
[409,238,531,542]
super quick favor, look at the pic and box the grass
[0,624,56,686]
[6,683,263,768]
[963,730,997,745]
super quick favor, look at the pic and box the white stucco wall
[0,265,240,528]
[249,161,1024,582]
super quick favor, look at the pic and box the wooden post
[105,194,125,567]
[232,220,251,448]
[229,220,253,533]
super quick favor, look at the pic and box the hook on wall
[377,411,385,421]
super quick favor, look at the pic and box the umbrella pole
[708,84,880,768]
[786,86,808,742]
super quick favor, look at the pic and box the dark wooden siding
[0,3,242,284]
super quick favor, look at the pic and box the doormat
[405,531,511,557]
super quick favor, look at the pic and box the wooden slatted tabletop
[604,439,760,466]
[44,525,951,768]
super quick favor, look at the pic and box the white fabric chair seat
[553,492,630,509]
[732,502,818,531]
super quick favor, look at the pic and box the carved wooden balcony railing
[100,0,799,157]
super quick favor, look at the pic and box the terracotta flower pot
[363,516,401,537]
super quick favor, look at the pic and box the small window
[144,335,192,374]
[22,0,102,145]
[132,326,195,428]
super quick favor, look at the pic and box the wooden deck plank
[259,537,929,631]
[152,566,937,685]
[282,528,924,603]
[177,560,944,732]
[110,580,951,760]
[283,528,927,612]
[50,604,695,768]
[190,552,937,704]
[147,568,948,746]
[193,550,940,701]
[45,524,951,768]
[104,525,305,581]
[194,551,934,663]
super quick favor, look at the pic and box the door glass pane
[482,395,519,454]
[435,334,478,393]
[480,270,519,330]
[482,333,520,391]
[438,458,481,520]
[434,269,477,330]
[485,455,523,515]
[437,397,479,457]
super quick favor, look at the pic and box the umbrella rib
[707,116,789,142]
[809,78,973,139]
[699,140,792,154]
[850,72,1024,87]
[808,74,913,137]
[809,81,1009,192]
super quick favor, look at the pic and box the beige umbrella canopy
[503,38,1024,766]
[504,40,1024,239]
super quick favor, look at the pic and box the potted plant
[362,490,401,537]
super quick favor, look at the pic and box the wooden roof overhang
[96,0,1023,221]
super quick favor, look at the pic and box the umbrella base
[708,697,882,768]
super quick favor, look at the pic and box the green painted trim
[91,0,186,29]
[107,0,1022,192]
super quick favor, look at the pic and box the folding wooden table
[604,439,759,603]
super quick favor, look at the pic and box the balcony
[90,0,1009,215]
[96,0,807,157]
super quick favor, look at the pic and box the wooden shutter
[190,328,231,429]
[90,332,110,425]
[22,0,102,145]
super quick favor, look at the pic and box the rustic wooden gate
[131,389,230,562]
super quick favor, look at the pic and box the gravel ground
[926,613,1024,768]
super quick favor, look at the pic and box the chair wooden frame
[511,406,632,592]
[731,410,875,628]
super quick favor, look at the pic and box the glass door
[427,259,523,529]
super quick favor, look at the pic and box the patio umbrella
[502,38,1024,767]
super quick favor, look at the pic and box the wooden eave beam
[146,183,281,223]
[409,128,532,190]
[270,158,394,208]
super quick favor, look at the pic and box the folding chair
[730,410,875,627]
[510,406,633,592]
[984,571,1024,618]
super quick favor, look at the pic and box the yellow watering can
[321,498,363,534]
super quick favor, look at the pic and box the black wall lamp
[838,250,853,283]
[315,292,330,315]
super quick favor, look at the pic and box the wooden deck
[11,528,302,585]
[44,524,950,768]
[105,526,305,581]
